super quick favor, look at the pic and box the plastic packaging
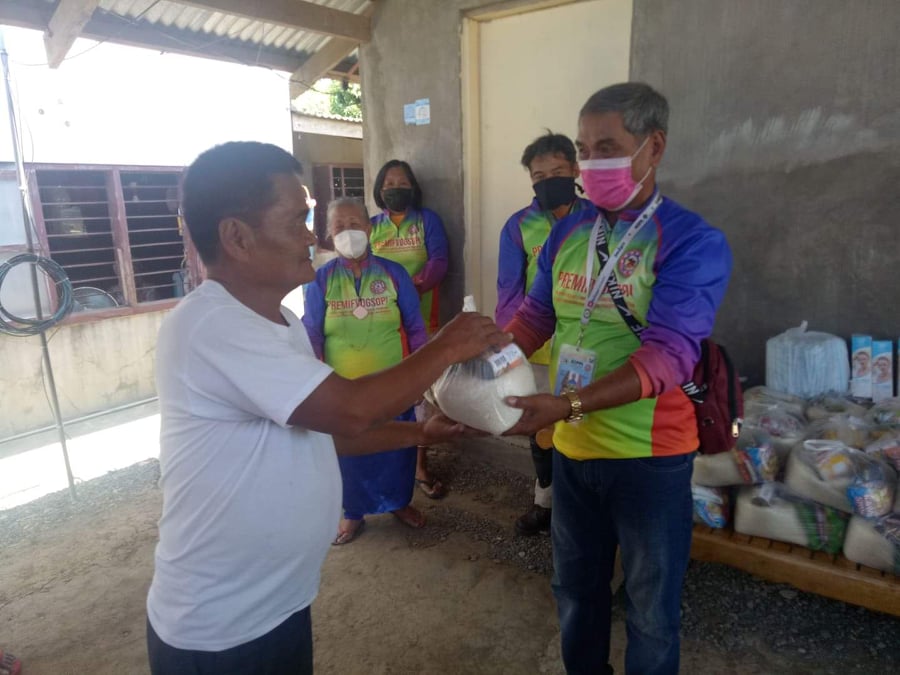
[743,386,807,420]
[743,405,807,460]
[804,414,873,449]
[784,440,897,517]
[692,484,731,528]
[865,432,900,472]
[765,322,850,397]
[865,397,900,428]
[430,296,537,435]
[691,427,779,487]
[734,484,849,554]
[805,392,869,422]
[843,488,900,573]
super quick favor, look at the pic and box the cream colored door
[462,0,632,318]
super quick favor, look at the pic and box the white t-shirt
[147,280,340,651]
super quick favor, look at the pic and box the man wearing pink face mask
[502,83,733,674]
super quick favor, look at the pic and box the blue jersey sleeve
[301,266,330,361]
[495,212,527,327]
[416,208,449,291]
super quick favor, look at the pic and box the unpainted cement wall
[0,311,167,438]
[632,0,900,382]
[362,0,900,383]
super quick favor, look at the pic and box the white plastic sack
[430,296,537,435]
[765,322,850,397]
[734,484,849,554]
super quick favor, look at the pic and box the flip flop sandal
[0,650,21,675]
[332,519,365,546]
[415,477,446,499]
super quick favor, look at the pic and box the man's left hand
[422,412,487,444]
[502,393,570,437]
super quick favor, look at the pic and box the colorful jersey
[302,254,427,378]
[513,191,732,460]
[496,197,594,365]
[370,207,449,335]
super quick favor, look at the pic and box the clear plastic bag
[743,402,807,460]
[865,397,900,428]
[691,427,779,487]
[785,440,897,518]
[805,392,869,422]
[743,386,807,420]
[803,414,873,448]
[765,322,850,397]
[429,296,537,435]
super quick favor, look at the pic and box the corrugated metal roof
[95,0,370,54]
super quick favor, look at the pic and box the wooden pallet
[691,524,900,617]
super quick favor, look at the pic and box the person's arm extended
[289,311,510,435]
[332,413,484,456]
[502,362,642,436]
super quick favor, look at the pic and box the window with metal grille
[311,164,365,249]
[31,166,189,315]
[120,171,184,303]
[36,169,119,309]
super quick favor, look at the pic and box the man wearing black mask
[495,131,593,535]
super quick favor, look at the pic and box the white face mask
[333,229,369,259]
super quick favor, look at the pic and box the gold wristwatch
[562,390,583,424]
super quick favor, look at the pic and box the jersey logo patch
[408,223,419,236]
[618,249,642,278]
[370,279,387,295]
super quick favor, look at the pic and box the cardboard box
[850,334,872,399]
[872,340,894,402]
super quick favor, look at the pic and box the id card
[554,343,596,396]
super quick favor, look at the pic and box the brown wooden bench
[691,524,900,617]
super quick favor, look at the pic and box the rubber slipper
[392,506,426,529]
[332,519,365,546]
[0,649,22,675]
[415,477,446,499]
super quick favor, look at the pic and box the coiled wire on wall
[0,253,74,336]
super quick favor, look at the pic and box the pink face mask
[580,138,652,211]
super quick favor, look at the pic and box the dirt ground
[0,442,895,674]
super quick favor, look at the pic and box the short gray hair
[326,196,369,228]
[580,82,669,136]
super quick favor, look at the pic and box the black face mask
[532,176,576,212]
[382,188,414,213]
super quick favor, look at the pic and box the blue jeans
[147,607,313,675]
[551,451,694,675]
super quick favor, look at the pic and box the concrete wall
[0,310,167,437]
[292,132,363,185]
[362,0,900,383]
[362,0,485,322]
[631,0,900,383]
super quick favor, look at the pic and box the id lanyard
[577,192,662,346]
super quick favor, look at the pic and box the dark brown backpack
[680,340,744,454]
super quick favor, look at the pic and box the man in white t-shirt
[146,142,509,674]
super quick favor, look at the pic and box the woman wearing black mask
[370,159,450,499]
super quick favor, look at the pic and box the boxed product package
[766,322,850,397]
[850,334,873,399]
[872,340,894,402]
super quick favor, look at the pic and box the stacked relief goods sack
[692,388,900,570]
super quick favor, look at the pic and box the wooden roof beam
[43,0,101,68]
[290,37,357,99]
[180,0,371,42]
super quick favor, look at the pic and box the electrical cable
[0,253,74,336]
